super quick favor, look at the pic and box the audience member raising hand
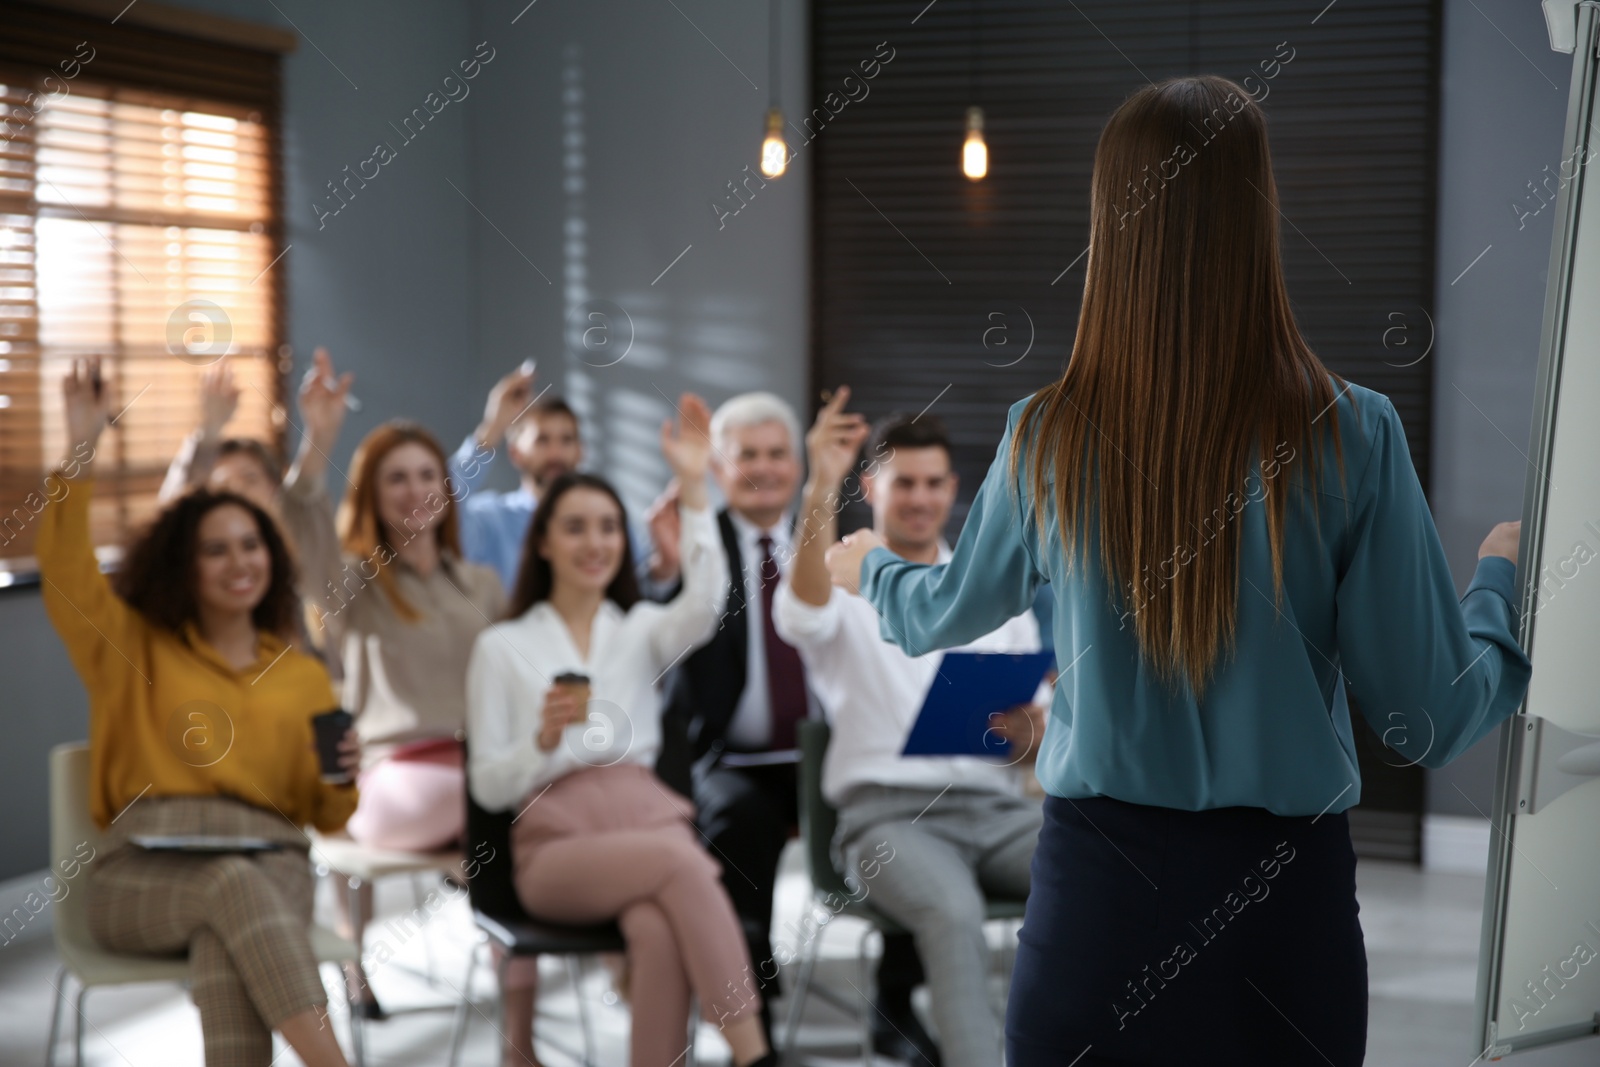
[40,357,359,1067]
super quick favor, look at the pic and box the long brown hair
[507,472,640,618]
[116,489,300,640]
[337,421,462,621]
[1011,75,1355,699]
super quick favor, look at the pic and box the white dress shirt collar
[727,507,794,546]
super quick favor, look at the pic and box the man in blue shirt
[448,366,676,595]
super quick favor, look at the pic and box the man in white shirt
[774,392,1046,1067]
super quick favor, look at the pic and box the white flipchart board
[1473,1,1600,1059]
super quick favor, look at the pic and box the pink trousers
[512,762,762,1067]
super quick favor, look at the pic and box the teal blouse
[857,381,1533,817]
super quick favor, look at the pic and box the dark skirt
[1007,793,1368,1067]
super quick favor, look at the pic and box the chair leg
[346,964,367,1067]
[446,936,484,1067]
[409,872,441,982]
[780,901,827,1056]
[568,955,597,1067]
[44,965,68,1067]
[345,876,366,953]
[73,985,89,1067]
[686,995,699,1067]
[857,926,878,1067]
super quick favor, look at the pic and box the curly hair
[114,489,301,639]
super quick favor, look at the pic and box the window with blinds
[0,72,283,576]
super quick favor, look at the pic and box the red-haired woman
[281,351,543,1033]
[39,358,359,1067]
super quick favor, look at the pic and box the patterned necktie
[759,534,807,749]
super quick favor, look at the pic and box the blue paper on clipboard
[901,650,1056,757]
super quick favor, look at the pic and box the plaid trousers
[86,794,328,1066]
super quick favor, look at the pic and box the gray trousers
[835,784,1042,1067]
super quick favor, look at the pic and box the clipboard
[900,650,1055,757]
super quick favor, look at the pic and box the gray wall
[464,0,810,515]
[0,0,809,880]
[1425,0,1572,817]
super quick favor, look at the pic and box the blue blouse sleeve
[858,403,1046,656]
[1334,396,1532,768]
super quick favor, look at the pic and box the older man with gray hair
[655,391,937,1063]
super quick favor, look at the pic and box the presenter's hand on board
[825,528,884,595]
[805,385,870,494]
[1478,521,1520,563]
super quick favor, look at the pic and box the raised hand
[805,385,869,495]
[198,362,241,438]
[297,346,353,453]
[62,356,112,461]
[660,392,713,483]
[478,362,537,449]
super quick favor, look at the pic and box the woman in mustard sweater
[38,358,361,1067]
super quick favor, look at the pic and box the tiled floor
[2,848,1596,1066]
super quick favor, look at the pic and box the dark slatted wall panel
[810,0,1441,527]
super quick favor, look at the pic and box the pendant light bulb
[761,107,788,179]
[963,106,988,181]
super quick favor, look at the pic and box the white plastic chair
[45,743,367,1067]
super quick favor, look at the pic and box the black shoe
[871,1004,941,1066]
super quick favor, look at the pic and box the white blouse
[465,504,728,812]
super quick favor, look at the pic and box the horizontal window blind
[0,6,285,575]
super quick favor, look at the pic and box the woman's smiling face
[539,485,626,595]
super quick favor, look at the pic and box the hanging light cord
[769,0,781,111]
[968,0,978,108]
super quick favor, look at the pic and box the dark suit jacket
[656,508,757,797]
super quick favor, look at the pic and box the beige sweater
[282,467,505,766]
